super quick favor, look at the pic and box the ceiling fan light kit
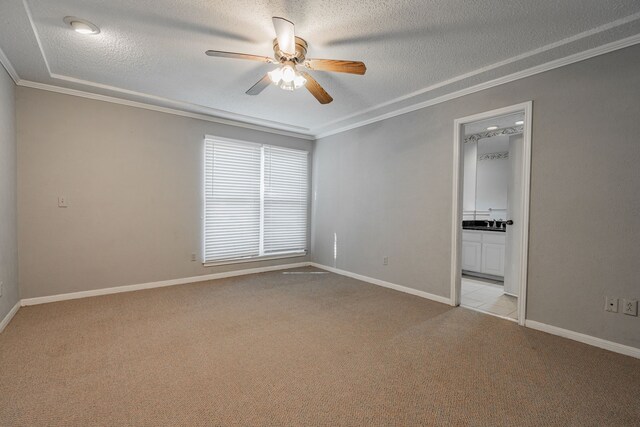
[268,61,307,91]
[205,17,366,104]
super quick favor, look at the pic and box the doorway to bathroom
[450,102,532,325]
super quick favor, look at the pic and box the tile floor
[461,276,518,320]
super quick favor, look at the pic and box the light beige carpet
[1,267,639,426]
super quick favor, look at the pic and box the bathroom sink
[462,226,505,232]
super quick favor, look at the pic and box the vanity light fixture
[64,16,100,35]
[515,120,524,125]
[486,125,499,131]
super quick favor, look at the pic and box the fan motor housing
[273,37,308,63]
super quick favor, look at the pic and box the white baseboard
[12,261,639,360]
[525,320,640,359]
[310,263,639,359]
[309,262,452,306]
[20,262,311,306]
[0,301,20,333]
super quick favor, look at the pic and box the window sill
[203,251,307,268]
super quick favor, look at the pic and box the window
[204,137,308,265]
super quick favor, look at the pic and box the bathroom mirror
[462,116,524,221]
[475,136,509,214]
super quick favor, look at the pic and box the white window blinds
[204,139,261,262]
[264,145,309,254]
[204,138,308,264]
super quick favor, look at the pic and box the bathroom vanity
[461,228,505,278]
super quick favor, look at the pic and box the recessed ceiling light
[486,125,499,131]
[63,16,100,35]
[515,120,524,125]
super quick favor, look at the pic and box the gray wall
[0,66,18,322]
[17,88,312,299]
[312,44,640,349]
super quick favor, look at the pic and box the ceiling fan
[205,17,367,104]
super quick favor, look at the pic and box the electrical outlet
[383,256,388,266]
[58,196,68,208]
[190,253,197,262]
[622,299,638,316]
[0,281,3,297]
[605,297,618,313]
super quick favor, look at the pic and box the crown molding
[312,11,640,135]
[0,31,314,140]
[314,32,640,139]
[17,80,315,140]
[18,0,314,140]
[8,30,640,142]
[48,74,312,133]
[9,1,640,141]
[2,21,314,141]
[0,46,19,84]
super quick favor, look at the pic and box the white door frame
[450,101,533,326]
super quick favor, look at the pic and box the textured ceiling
[1,0,640,138]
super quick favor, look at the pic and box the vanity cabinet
[461,232,482,272]
[462,230,505,277]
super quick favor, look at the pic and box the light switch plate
[605,297,618,313]
[622,299,638,316]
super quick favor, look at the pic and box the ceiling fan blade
[301,72,333,104]
[206,50,275,63]
[272,17,296,55]
[304,59,367,75]
[246,74,272,96]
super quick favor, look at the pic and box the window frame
[202,136,309,267]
